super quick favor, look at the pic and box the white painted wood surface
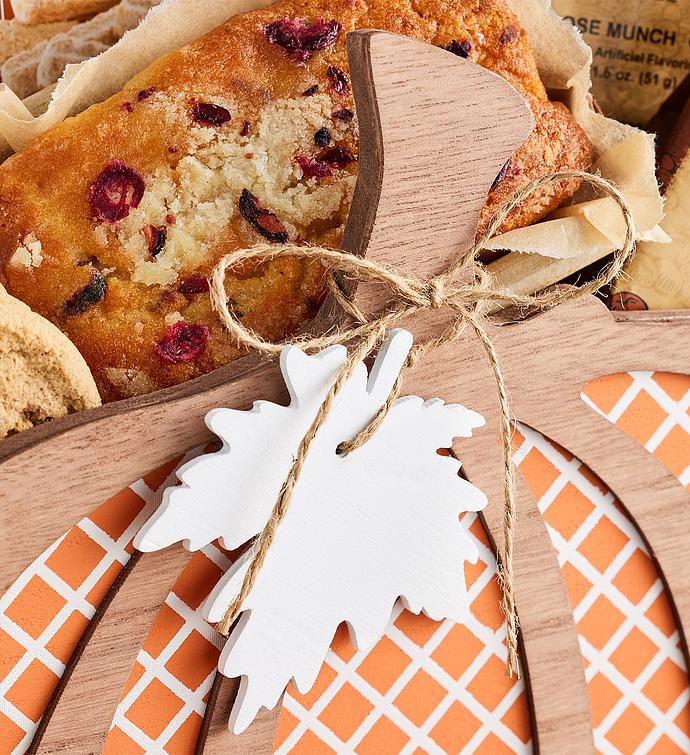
[136,329,487,733]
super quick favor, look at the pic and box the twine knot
[426,278,446,309]
[209,171,637,678]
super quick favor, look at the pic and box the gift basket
[0,0,688,752]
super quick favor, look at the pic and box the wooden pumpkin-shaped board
[0,30,687,754]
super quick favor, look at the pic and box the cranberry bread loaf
[0,0,591,401]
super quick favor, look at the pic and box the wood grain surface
[343,31,534,283]
[1,29,687,755]
[198,674,283,754]
[476,472,593,752]
[445,297,689,751]
[0,354,285,595]
[403,295,690,753]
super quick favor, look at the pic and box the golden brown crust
[480,97,593,235]
[0,0,592,402]
[11,0,117,25]
[0,19,77,66]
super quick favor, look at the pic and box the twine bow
[210,171,637,678]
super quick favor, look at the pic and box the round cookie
[0,284,101,438]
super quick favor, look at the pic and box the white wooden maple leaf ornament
[135,329,487,733]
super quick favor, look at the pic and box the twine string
[210,171,637,677]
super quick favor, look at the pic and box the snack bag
[552,0,690,126]
[609,67,690,310]
[611,150,690,310]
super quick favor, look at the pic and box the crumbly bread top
[0,0,591,402]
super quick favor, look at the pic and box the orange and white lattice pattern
[1,371,689,754]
